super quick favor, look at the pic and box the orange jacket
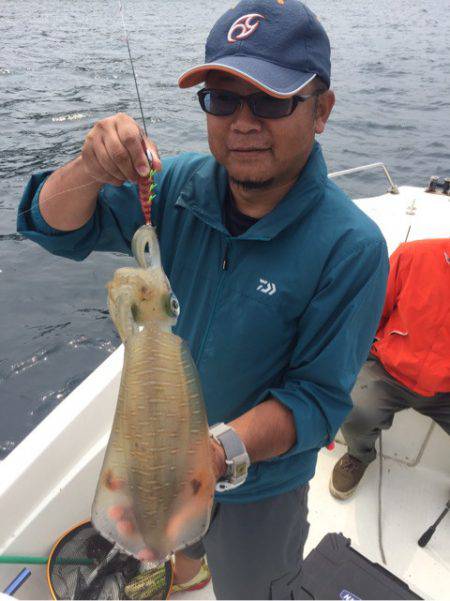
[371,238,450,396]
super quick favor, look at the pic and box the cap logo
[227,13,265,43]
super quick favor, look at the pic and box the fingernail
[137,165,148,176]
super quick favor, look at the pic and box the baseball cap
[178,0,331,98]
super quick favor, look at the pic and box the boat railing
[329,162,400,194]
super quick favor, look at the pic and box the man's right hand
[80,113,162,185]
[38,113,162,232]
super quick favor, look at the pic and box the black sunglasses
[197,87,319,120]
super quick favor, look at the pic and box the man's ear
[314,90,335,134]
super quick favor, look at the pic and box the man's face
[204,72,334,190]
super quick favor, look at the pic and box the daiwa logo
[227,14,265,43]
[340,590,361,601]
[257,278,277,296]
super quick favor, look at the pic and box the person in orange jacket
[330,238,450,499]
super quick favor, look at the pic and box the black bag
[297,533,422,600]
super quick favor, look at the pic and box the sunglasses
[197,87,319,120]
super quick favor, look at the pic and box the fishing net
[47,520,173,600]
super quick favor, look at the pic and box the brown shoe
[329,453,368,500]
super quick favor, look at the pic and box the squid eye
[167,293,180,318]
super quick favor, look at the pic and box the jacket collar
[175,141,328,241]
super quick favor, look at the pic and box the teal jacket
[18,142,388,503]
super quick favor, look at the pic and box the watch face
[236,463,248,478]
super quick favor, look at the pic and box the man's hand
[39,113,162,232]
[80,113,162,186]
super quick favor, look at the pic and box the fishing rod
[14,4,166,228]
[118,0,157,226]
[119,0,148,140]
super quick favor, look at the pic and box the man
[330,238,450,501]
[18,0,388,598]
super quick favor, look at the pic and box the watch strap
[213,425,246,459]
[210,423,250,491]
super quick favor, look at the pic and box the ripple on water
[0,440,16,460]
[8,348,50,377]
[29,321,72,339]
[67,335,117,354]
[1,336,116,382]
[360,61,386,74]
[51,112,92,122]
[28,376,84,426]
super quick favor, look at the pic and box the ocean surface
[1,0,449,457]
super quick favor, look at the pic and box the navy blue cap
[178,0,331,98]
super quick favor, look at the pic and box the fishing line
[15,89,201,223]
[14,114,196,221]
[118,0,148,140]
[16,181,105,222]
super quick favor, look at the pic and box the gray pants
[184,485,309,600]
[342,356,450,465]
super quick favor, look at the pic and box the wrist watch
[209,423,250,492]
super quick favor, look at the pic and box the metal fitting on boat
[443,178,450,195]
[426,176,439,193]
[426,176,450,195]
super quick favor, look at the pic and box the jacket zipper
[222,243,229,271]
[196,240,230,364]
